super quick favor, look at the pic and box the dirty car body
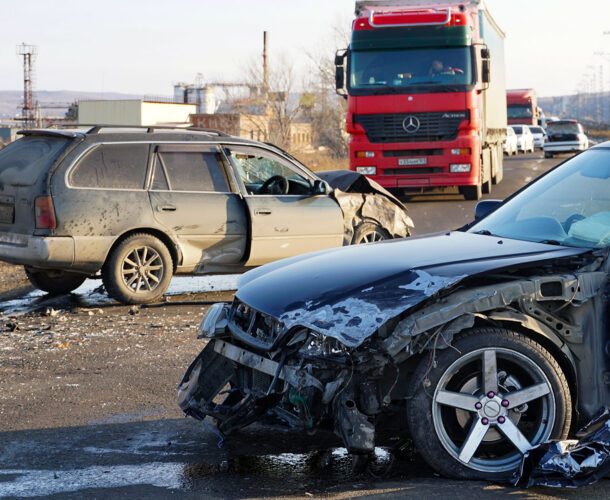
[0,127,411,304]
[179,143,610,481]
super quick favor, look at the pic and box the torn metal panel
[515,408,610,488]
[383,272,607,358]
[332,188,413,243]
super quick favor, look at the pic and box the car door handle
[159,205,176,212]
[254,209,272,215]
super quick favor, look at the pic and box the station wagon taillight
[35,196,56,229]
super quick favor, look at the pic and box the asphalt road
[2,151,608,499]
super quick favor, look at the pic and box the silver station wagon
[0,127,411,304]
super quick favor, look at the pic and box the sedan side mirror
[474,199,502,220]
[312,179,329,195]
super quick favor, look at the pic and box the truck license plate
[398,158,427,166]
[0,204,14,224]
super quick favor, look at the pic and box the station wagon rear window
[70,144,149,189]
[0,136,69,186]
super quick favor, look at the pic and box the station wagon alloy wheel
[121,246,164,293]
[102,233,173,305]
[351,221,391,244]
[407,328,571,480]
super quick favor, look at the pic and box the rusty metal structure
[16,43,37,127]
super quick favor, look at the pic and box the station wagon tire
[406,328,571,481]
[102,233,173,305]
[351,221,391,244]
[24,267,87,295]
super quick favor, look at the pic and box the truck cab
[337,0,507,200]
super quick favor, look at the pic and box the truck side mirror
[335,67,345,91]
[482,59,491,83]
[335,49,347,97]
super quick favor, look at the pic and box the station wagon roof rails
[82,125,231,137]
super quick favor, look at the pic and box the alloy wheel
[432,347,555,473]
[121,245,164,293]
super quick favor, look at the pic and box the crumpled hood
[236,232,589,347]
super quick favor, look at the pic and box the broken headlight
[298,332,349,361]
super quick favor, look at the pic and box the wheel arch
[103,228,181,273]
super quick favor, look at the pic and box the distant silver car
[544,120,589,158]
[0,127,412,304]
[528,125,546,150]
[503,126,518,155]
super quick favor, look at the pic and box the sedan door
[223,145,344,266]
[148,144,248,272]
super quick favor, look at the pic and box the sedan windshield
[469,149,610,248]
[350,47,473,92]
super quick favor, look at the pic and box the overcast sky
[0,0,608,98]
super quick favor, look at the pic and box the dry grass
[292,151,349,172]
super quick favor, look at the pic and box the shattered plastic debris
[515,407,610,488]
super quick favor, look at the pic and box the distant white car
[544,120,589,158]
[503,126,518,155]
[512,125,535,153]
[528,125,546,149]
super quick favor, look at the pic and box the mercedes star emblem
[402,115,420,133]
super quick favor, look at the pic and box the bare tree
[230,53,305,151]
[305,17,351,158]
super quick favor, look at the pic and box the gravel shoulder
[0,273,232,431]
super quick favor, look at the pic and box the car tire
[406,327,571,481]
[351,221,391,244]
[24,267,87,295]
[544,152,553,159]
[102,233,173,305]
[460,183,482,201]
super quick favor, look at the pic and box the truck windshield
[349,47,473,93]
[507,105,533,119]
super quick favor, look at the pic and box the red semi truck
[336,0,507,200]
[507,88,538,126]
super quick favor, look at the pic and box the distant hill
[0,90,143,120]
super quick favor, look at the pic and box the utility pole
[16,43,37,127]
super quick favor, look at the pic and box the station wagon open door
[223,145,344,266]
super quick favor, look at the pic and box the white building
[78,100,196,126]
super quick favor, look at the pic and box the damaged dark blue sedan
[179,143,610,481]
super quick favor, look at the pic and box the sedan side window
[157,151,230,192]
[225,147,311,195]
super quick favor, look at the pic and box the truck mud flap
[177,339,236,421]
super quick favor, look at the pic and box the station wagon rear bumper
[0,233,74,267]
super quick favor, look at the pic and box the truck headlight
[355,151,375,158]
[356,166,377,175]
[451,148,470,155]
[450,163,471,173]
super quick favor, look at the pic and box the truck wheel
[406,328,571,481]
[102,233,173,305]
[351,221,391,244]
[493,147,504,184]
[24,267,86,295]
[460,184,482,201]
[482,177,492,195]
